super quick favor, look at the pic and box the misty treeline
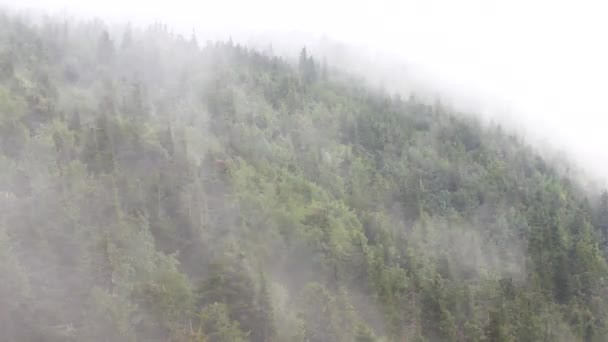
[2,11,608,342]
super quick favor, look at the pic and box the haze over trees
[2,12,608,342]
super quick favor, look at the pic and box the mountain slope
[1,13,608,342]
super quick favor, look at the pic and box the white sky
[3,0,608,182]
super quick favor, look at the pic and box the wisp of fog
[5,0,608,183]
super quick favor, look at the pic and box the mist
[4,0,608,183]
[2,2,608,341]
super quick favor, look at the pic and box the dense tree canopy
[1,12,608,342]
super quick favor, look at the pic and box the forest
[2,12,608,342]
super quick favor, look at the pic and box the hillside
[2,13,608,342]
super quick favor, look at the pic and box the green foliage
[1,12,608,342]
[199,303,248,342]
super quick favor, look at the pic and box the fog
[4,0,608,183]
[2,2,607,340]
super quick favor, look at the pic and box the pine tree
[298,47,308,77]
[199,303,247,342]
[298,47,317,85]
[160,124,175,157]
[121,24,133,50]
[198,259,259,339]
[597,190,608,246]
[255,271,275,342]
[321,57,328,82]
[97,30,114,63]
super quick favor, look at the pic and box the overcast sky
[3,0,608,182]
